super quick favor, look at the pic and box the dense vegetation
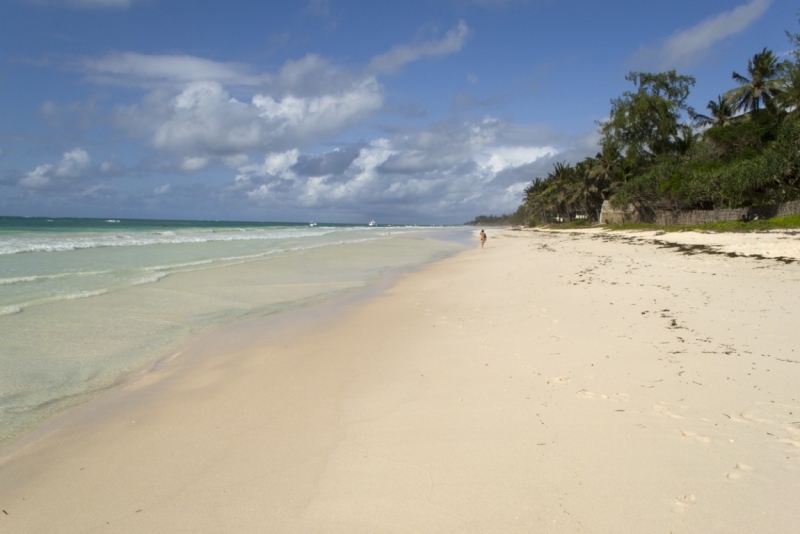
[515,19,800,226]
[466,206,527,226]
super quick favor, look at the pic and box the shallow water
[0,217,472,443]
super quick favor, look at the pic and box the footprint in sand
[672,493,696,513]
[726,463,753,479]
[740,411,774,424]
[653,403,684,419]
[681,430,711,443]
[578,390,629,402]
[779,425,800,449]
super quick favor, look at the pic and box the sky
[0,0,794,224]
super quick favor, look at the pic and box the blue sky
[0,0,794,223]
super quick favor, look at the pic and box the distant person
[479,229,487,249]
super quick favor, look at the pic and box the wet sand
[1,228,799,533]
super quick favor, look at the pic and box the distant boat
[368,220,377,227]
[309,222,317,227]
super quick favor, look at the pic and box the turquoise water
[0,217,471,443]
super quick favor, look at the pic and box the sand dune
[1,228,798,533]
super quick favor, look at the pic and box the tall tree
[689,95,735,128]
[726,48,784,113]
[777,63,800,119]
[600,71,696,161]
[777,15,800,118]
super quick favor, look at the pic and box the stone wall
[598,202,644,224]
[777,199,800,217]
[654,207,749,226]
[599,199,800,226]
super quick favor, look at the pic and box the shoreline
[1,228,799,533]
[0,228,470,446]
[0,232,471,455]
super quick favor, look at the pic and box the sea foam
[0,227,343,255]
[62,289,109,300]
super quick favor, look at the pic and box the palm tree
[689,95,735,128]
[524,177,551,224]
[726,48,785,113]
[777,62,800,119]
[567,159,605,220]
[674,125,699,155]
[545,162,572,221]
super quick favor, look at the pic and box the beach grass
[603,213,800,233]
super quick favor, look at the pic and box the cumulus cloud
[225,118,595,221]
[115,77,383,158]
[477,146,557,174]
[154,184,170,195]
[632,0,772,68]
[236,150,301,201]
[16,149,129,196]
[73,21,473,170]
[19,148,92,190]
[367,20,471,75]
[77,52,384,163]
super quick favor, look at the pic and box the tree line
[519,18,800,225]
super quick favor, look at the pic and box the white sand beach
[1,228,799,533]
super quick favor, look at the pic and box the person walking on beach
[479,229,487,249]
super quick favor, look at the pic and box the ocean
[0,216,472,444]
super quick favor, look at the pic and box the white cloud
[227,118,595,221]
[82,52,384,165]
[19,148,92,190]
[477,146,557,173]
[80,52,264,89]
[234,149,300,200]
[367,20,471,75]
[633,0,772,68]
[75,25,476,167]
[154,184,170,195]
[55,148,91,177]
[19,164,55,189]
[117,78,382,158]
[261,150,299,177]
